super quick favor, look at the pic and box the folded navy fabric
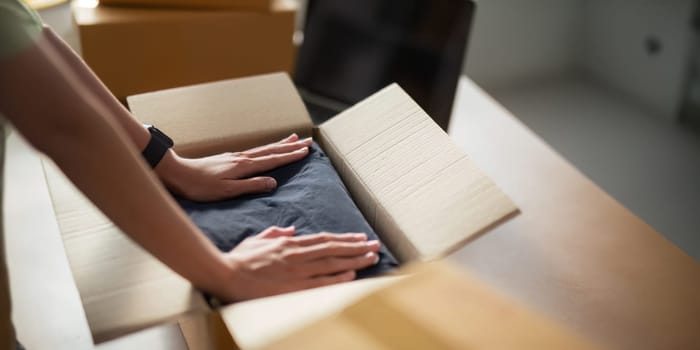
[176,143,398,278]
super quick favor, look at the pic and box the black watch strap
[142,125,174,168]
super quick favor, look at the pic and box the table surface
[6,76,700,349]
[447,77,700,350]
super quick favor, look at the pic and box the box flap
[220,276,402,350]
[318,84,518,262]
[262,262,599,350]
[42,160,210,342]
[4,130,94,349]
[127,73,312,158]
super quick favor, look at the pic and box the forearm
[0,30,231,297]
[43,29,150,150]
[43,28,186,190]
[52,112,230,294]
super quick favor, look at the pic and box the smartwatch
[142,125,174,168]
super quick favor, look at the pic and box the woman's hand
[216,226,381,302]
[156,134,312,202]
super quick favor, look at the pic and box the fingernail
[303,137,313,142]
[266,178,277,189]
[365,240,380,247]
[354,233,368,240]
[364,252,379,264]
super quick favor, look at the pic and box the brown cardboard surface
[127,73,312,157]
[178,312,240,350]
[99,0,272,11]
[221,276,402,350]
[42,159,210,343]
[318,84,519,261]
[262,262,600,350]
[73,0,296,101]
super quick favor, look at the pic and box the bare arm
[42,29,313,202]
[0,28,380,301]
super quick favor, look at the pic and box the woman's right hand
[216,226,381,303]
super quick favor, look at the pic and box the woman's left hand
[156,133,312,202]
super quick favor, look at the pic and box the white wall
[464,0,583,91]
[579,0,695,120]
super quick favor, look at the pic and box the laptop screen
[294,0,475,130]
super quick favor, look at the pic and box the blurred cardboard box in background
[99,0,272,11]
[73,0,296,101]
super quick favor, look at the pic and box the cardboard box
[99,0,272,12]
[72,0,296,101]
[41,72,519,344]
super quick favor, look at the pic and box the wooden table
[448,77,700,349]
[7,76,699,349]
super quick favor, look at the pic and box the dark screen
[294,0,474,130]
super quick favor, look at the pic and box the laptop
[294,0,475,130]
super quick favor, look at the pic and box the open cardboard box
[41,73,519,347]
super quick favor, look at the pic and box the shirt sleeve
[0,0,43,61]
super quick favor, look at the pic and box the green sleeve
[0,0,43,60]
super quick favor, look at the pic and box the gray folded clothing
[176,143,398,278]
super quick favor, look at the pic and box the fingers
[290,232,368,246]
[243,138,312,158]
[224,230,380,300]
[225,134,311,179]
[226,177,277,197]
[235,148,310,178]
[299,270,356,290]
[257,225,296,239]
[256,230,369,245]
[285,240,381,262]
[279,133,299,144]
[298,252,379,277]
[237,133,297,156]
